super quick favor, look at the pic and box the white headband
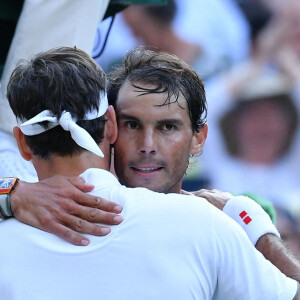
[18,92,109,157]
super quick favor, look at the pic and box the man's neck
[33,152,108,181]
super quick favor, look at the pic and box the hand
[275,46,300,83]
[10,175,123,246]
[189,188,233,210]
[254,17,285,62]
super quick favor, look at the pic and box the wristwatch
[0,177,19,218]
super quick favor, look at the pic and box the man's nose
[138,129,157,155]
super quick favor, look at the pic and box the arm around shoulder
[6,176,123,245]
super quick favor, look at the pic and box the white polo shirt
[0,168,297,299]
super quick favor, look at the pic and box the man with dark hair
[107,47,207,193]
[1,46,299,299]
[10,48,107,159]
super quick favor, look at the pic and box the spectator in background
[214,72,299,211]
[121,0,229,82]
[194,0,300,218]
[173,0,250,64]
[94,0,251,73]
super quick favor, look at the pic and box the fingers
[19,209,93,246]
[180,189,193,195]
[196,188,232,197]
[86,208,124,224]
[49,197,124,225]
[74,194,123,213]
[191,188,212,197]
[92,197,123,213]
[77,206,124,225]
[192,188,233,210]
[40,212,123,246]
[62,213,111,236]
[61,179,123,213]
[48,222,91,246]
[12,175,124,246]
[67,176,94,193]
[64,176,124,213]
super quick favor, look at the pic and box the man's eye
[126,121,139,129]
[162,124,175,131]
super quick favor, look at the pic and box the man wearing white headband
[18,91,109,158]
[0,46,299,299]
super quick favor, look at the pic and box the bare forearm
[8,176,123,245]
[256,233,300,283]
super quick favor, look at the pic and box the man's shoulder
[0,217,45,245]
[121,187,240,231]
[81,168,119,187]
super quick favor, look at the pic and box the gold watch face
[0,178,17,194]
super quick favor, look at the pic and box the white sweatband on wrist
[223,196,280,246]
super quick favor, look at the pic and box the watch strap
[0,194,14,218]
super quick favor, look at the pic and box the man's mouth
[131,166,163,173]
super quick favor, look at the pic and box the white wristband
[223,196,280,246]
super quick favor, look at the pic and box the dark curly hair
[107,47,207,133]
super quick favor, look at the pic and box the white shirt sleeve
[213,214,298,300]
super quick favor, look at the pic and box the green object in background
[239,192,277,225]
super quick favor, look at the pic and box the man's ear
[104,105,118,144]
[189,124,208,155]
[13,126,32,161]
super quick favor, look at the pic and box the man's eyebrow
[117,113,141,122]
[117,114,184,126]
[156,119,184,126]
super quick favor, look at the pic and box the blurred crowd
[1,0,300,256]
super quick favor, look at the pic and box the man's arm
[211,204,300,299]
[256,233,300,283]
[2,175,123,246]
[192,188,300,285]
